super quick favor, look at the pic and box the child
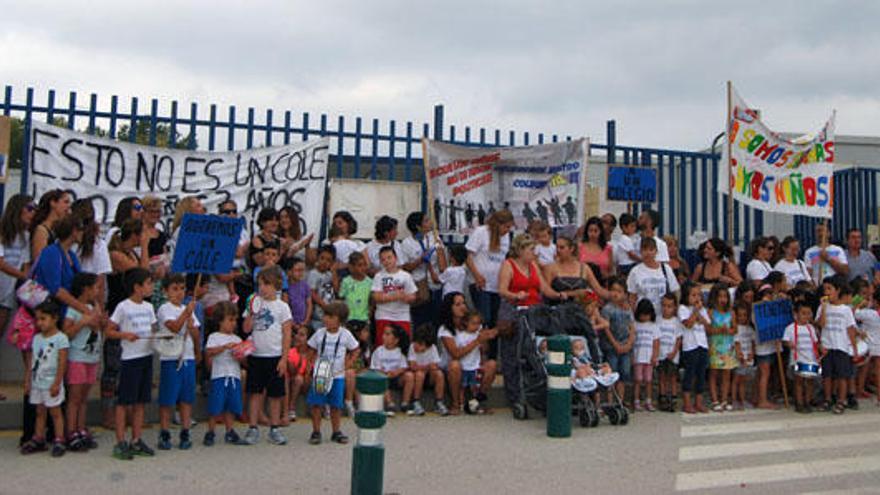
[817,275,859,414]
[632,299,660,411]
[679,282,711,414]
[529,220,556,267]
[783,300,822,413]
[339,252,372,330]
[707,283,736,412]
[456,311,486,414]
[600,277,635,402]
[203,301,244,446]
[307,301,359,445]
[657,293,682,413]
[344,320,372,417]
[310,244,339,329]
[287,258,313,331]
[372,246,417,347]
[63,273,103,452]
[20,299,69,457]
[156,273,200,450]
[288,325,314,421]
[254,240,290,301]
[105,268,157,460]
[854,288,880,405]
[614,213,640,277]
[242,265,293,445]
[733,302,756,410]
[408,324,448,416]
[371,324,415,416]
[439,245,469,298]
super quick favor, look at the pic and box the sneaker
[330,431,349,444]
[385,402,397,417]
[435,401,450,416]
[224,430,242,444]
[179,429,192,450]
[203,431,216,447]
[408,400,426,416]
[67,433,84,452]
[466,398,481,415]
[644,401,656,412]
[345,401,357,418]
[130,439,155,457]
[82,431,98,450]
[724,402,734,412]
[243,427,260,446]
[112,441,133,460]
[309,431,322,445]
[157,430,172,450]
[288,410,297,421]
[51,440,66,458]
[267,427,287,445]
[847,395,860,410]
[711,402,724,413]
[633,400,643,411]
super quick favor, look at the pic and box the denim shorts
[604,351,632,383]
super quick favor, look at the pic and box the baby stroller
[570,352,628,428]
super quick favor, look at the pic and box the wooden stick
[775,342,790,409]
[818,218,830,283]
[726,81,736,246]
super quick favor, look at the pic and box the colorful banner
[423,138,589,235]
[720,86,835,218]
[27,121,329,241]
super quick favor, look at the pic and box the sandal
[711,402,724,412]
[20,439,48,455]
[819,400,832,412]
[330,431,349,444]
[833,402,846,415]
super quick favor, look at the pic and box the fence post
[433,104,444,141]
[351,370,388,495]
[545,335,572,438]
[606,120,616,165]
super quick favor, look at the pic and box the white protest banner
[423,138,589,236]
[720,86,835,218]
[27,121,329,240]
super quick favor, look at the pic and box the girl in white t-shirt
[732,303,756,410]
[632,299,660,412]
[657,293,682,412]
[203,301,244,446]
[678,283,710,414]
[407,324,447,416]
[371,324,414,416]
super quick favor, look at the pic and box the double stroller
[511,302,629,427]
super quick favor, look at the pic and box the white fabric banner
[423,138,589,235]
[720,86,835,218]
[27,120,330,237]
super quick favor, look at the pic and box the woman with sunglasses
[104,197,144,252]
[746,237,774,283]
[30,189,72,262]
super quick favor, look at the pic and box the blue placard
[753,299,793,344]
[171,213,244,274]
[607,166,657,203]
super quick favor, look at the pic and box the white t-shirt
[206,332,242,379]
[308,327,359,378]
[818,303,857,355]
[78,237,112,275]
[0,232,30,307]
[735,324,756,365]
[613,234,638,268]
[465,225,510,293]
[157,302,201,361]
[855,308,880,355]
[372,269,417,321]
[627,263,680,316]
[678,305,709,352]
[370,346,408,373]
[535,243,557,266]
[437,325,455,369]
[365,240,403,273]
[804,244,848,285]
[774,258,811,287]
[633,321,659,364]
[633,234,670,263]
[244,296,292,357]
[439,266,468,298]
[455,331,481,371]
[658,316,682,364]
[400,235,440,284]
[334,238,365,265]
[407,343,441,367]
[111,299,157,360]
[783,322,819,365]
[746,259,773,282]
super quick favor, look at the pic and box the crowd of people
[1,189,879,460]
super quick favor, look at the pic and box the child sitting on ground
[371,324,415,416]
[407,324,448,416]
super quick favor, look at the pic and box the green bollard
[351,370,388,495]
[545,335,572,438]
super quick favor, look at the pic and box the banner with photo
[423,138,589,236]
[720,86,835,218]
[26,120,330,240]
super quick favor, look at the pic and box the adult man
[845,228,876,282]
[804,222,848,285]
[637,209,669,263]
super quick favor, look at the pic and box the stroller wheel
[618,406,629,426]
[512,403,529,420]
[578,404,590,427]
[607,406,620,425]
[590,407,600,427]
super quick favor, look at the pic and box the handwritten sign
[171,213,244,274]
[606,166,656,203]
[753,299,793,344]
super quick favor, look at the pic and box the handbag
[16,247,61,310]
[5,306,37,351]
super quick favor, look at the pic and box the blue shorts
[605,351,632,383]
[461,370,478,388]
[158,359,196,406]
[756,354,776,366]
[207,377,243,416]
[306,377,345,409]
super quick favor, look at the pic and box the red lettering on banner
[750,171,764,200]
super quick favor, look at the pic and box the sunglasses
[24,203,36,212]
[220,209,237,215]
[132,203,143,211]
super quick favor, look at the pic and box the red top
[507,259,542,306]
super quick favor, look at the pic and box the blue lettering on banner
[754,299,793,344]
[171,213,244,274]
[607,166,657,203]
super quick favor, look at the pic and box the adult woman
[332,211,358,239]
[363,215,402,275]
[141,196,169,264]
[497,234,565,417]
[401,212,446,328]
[329,210,363,271]
[745,237,774,282]
[579,216,613,281]
[774,236,812,287]
[436,292,498,415]
[247,207,280,269]
[278,206,313,269]
[543,236,609,302]
[71,199,112,304]
[0,195,34,401]
[466,210,514,328]
[105,196,144,247]
[691,238,742,288]
[30,189,72,261]
[664,235,691,285]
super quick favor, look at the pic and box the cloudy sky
[2,1,878,151]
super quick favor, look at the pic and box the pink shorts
[633,363,654,383]
[67,361,99,385]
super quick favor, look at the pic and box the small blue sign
[754,299,793,344]
[171,213,244,274]
[607,166,657,203]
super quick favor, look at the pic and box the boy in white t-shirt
[817,276,859,414]
[203,301,244,446]
[657,293,682,412]
[372,246,417,347]
[104,268,158,460]
[156,273,201,451]
[439,245,468,298]
[529,220,556,267]
[614,213,640,277]
[783,300,822,413]
[854,288,880,406]
[407,324,448,416]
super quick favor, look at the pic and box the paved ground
[1,403,880,494]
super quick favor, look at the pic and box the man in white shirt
[804,223,849,285]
